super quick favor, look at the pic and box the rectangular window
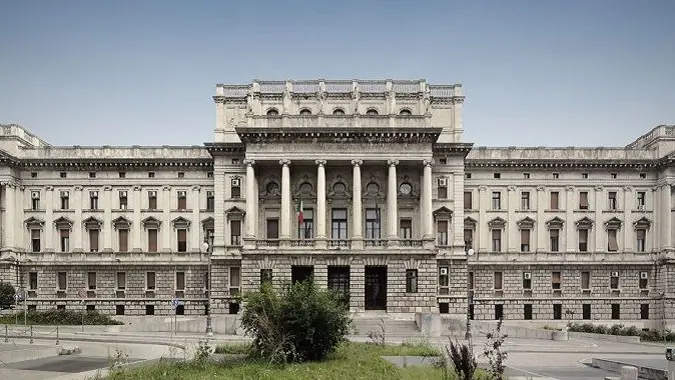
[57,272,67,290]
[266,218,279,239]
[118,229,129,252]
[119,172,126,178]
[521,191,530,210]
[119,191,128,209]
[491,229,501,252]
[177,172,185,178]
[148,191,157,210]
[297,208,314,239]
[176,272,185,291]
[550,229,560,252]
[87,272,97,290]
[177,229,187,252]
[437,221,448,246]
[465,173,472,179]
[552,271,562,290]
[405,269,418,293]
[148,229,158,252]
[552,172,559,179]
[636,191,646,209]
[491,191,501,210]
[116,272,126,290]
[608,191,617,210]
[89,172,96,178]
[146,272,156,290]
[610,273,619,289]
[522,272,532,289]
[60,229,70,252]
[438,267,449,287]
[365,208,381,240]
[641,304,649,320]
[90,191,99,210]
[148,172,155,178]
[579,191,589,209]
[553,304,562,320]
[524,304,533,320]
[206,191,215,211]
[31,229,41,252]
[550,191,559,210]
[582,173,588,179]
[89,229,99,252]
[60,172,67,178]
[229,267,241,295]
[636,229,646,252]
[31,191,40,210]
[520,229,530,252]
[582,304,591,319]
[231,182,241,199]
[464,191,472,210]
[399,219,412,240]
[607,229,618,252]
[260,269,273,286]
[494,272,503,290]
[494,173,501,179]
[177,191,187,210]
[523,173,530,179]
[437,180,448,199]
[331,208,348,240]
[578,229,588,252]
[464,228,473,249]
[611,304,620,319]
[60,191,69,210]
[29,272,38,290]
[146,305,155,315]
[494,304,503,320]
[581,271,590,290]
[230,220,242,245]
[639,272,649,289]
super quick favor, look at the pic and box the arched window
[266,108,279,116]
[299,108,312,115]
[332,108,345,115]
[366,109,379,115]
[399,109,412,116]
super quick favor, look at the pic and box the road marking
[507,364,560,380]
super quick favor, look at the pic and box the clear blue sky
[1,0,673,147]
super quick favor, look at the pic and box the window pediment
[328,175,351,199]
[54,216,73,230]
[464,217,477,229]
[604,217,622,229]
[82,216,102,230]
[546,217,564,229]
[142,216,161,229]
[488,217,506,229]
[172,217,191,230]
[433,206,453,219]
[112,216,131,230]
[295,175,316,198]
[226,206,246,220]
[517,217,536,229]
[633,217,651,230]
[201,217,215,230]
[260,176,281,198]
[575,217,594,229]
[25,217,45,229]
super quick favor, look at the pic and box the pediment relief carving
[25,217,45,229]
[633,217,651,230]
[112,216,131,230]
[260,175,281,198]
[54,216,74,230]
[172,216,191,230]
[82,216,102,230]
[328,175,351,199]
[487,217,506,229]
[433,206,453,219]
[575,217,594,229]
[604,217,623,229]
[142,216,161,229]
[517,217,536,229]
[464,217,477,228]
[546,217,564,229]
[226,206,246,220]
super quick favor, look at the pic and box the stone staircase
[351,314,422,337]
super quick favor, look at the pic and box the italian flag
[295,199,304,225]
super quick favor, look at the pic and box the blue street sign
[170,298,183,310]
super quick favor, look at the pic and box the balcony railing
[328,239,350,248]
[249,238,427,250]
[400,239,424,247]
[256,239,280,248]
[365,239,386,247]
[290,240,314,247]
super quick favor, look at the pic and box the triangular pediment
[226,206,246,220]
[464,217,477,228]
[53,216,74,229]
[517,217,536,229]
[604,217,623,229]
[82,216,102,229]
[112,216,131,229]
[634,217,652,230]
[142,216,161,229]
[575,217,594,229]
[433,206,453,219]
[546,217,565,229]
[171,216,191,229]
[24,217,45,229]
[488,217,507,229]
[201,217,214,230]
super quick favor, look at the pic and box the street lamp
[465,244,475,345]
[202,234,214,336]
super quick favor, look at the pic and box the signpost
[79,289,87,332]
[169,298,183,341]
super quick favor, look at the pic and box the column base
[243,237,256,250]
[314,237,327,249]
[279,238,291,249]
[387,238,399,248]
[351,237,364,250]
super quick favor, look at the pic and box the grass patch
[0,309,123,325]
[214,342,251,355]
[109,342,454,380]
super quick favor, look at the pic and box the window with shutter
[579,192,589,209]
[552,271,562,290]
[550,191,559,209]
[581,271,590,289]
[118,229,129,252]
[607,229,618,252]
[89,229,99,252]
[520,229,530,252]
[230,220,242,245]
[493,272,503,290]
[177,229,187,252]
[148,229,158,252]
[464,192,472,210]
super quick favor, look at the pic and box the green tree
[0,282,16,309]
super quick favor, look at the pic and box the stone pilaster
[243,159,256,247]
[478,186,488,252]
[536,186,546,252]
[279,159,292,242]
[2,182,16,250]
[315,160,327,249]
[421,159,433,239]
[565,186,574,253]
[103,186,112,252]
[162,186,171,252]
[594,186,603,252]
[191,185,201,252]
[73,186,83,252]
[387,159,399,246]
[132,186,142,252]
[351,160,364,249]
[507,185,516,252]
[663,184,673,250]
[623,186,633,252]
[45,186,54,252]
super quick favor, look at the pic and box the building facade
[0,79,674,326]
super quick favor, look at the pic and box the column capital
[279,159,291,166]
[103,185,113,191]
[536,185,546,192]
[623,185,633,192]
[594,185,603,192]
[351,159,363,167]
[565,186,575,192]
[192,185,201,191]
[45,185,54,191]
[133,185,142,191]
[243,159,255,166]
[422,159,435,167]
[315,159,327,166]
[74,186,83,191]
[387,159,399,167]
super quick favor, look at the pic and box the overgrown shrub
[0,282,15,309]
[0,309,124,325]
[567,322,675,342]
[447,338,476,380]
[241,281,352,363]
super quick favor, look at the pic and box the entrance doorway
[364,266,387,310]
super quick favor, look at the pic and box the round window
[266,182,279,195]
[300,182,313,194]
[366,182,380,194]
[399,182,412,195]
[333,182,347,193]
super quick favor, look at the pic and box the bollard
[4,324,7,342]
[56,326,60,346]
[620,365,638,380]
[29,325,33,344]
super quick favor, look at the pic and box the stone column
[103,186,112,252]
[478,186,488,252]
[191,185,201,252]
[421,159,434,239]
[243,160,256,247]
[132,186,142,251]
[387,159,399,246]
[351,160,364,249]
[315,160,327,249]
[2,182,16,250]
[73,186,83,252]
[507,186,516,252]
[663,184,673,249]
[162,185,171,252]
[45,186,54,252]
[536,186,546,252]
[594,186,603,252]
[279,159,292,242]
[623,186,633,252]
[565,186,575,253]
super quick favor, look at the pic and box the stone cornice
[17,158,213,169]
[203,142,246,156]
[236,127,442,144]
[465,159,656,169]
[432,143,474,157]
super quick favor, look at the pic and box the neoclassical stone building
[0,79,673,327]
